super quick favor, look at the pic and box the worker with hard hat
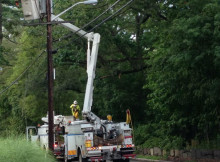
[104,114,113,124]
[70,100,80,120]
[107,115,112,122]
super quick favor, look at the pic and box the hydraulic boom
[52,15,101,126]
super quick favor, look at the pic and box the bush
[134,124,184,149]
[0,136,56,162]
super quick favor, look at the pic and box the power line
[0,0,134,95]
[87,0,133,35]
[59,0,134,47]
[85,2,108,10]
[53,0,121,42]
[0,50,46,95]
[23,20,78,26]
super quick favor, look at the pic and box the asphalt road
[106,161,136,162]
[58,159,170,162]
[125,160,140,162]
[58,159,145,162]
[58,158,171,162]
[106,161,140,162]
[107,159,170,162]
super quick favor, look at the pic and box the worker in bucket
[70,100,80,120]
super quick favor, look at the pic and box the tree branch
[157,12,167,21]
[4,36,18,44]
[65,87,83,93]
[99,66,147,79]
[107,57,148,63]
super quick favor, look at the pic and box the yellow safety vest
[70,104,80,119]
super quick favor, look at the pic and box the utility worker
[126,109,131,124]
[70,100,80,120]
[107,115,112,122]
[104,114,113,124]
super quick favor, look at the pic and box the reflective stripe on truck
[68,150,77,156]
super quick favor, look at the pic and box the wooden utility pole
[46,0,54,151]
[0,2,3,44]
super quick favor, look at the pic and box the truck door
[26,126,38,142]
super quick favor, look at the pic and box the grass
[0,136,56,162]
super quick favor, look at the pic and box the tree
[145,0,220,147]
[51,0,149,123]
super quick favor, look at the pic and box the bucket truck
[24,3,135,162]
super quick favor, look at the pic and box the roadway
[107,159,171,162]
[58,158,171,162]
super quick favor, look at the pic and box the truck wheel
[118,159,129,162]
[64,155,69,162]
[79,151,88,162]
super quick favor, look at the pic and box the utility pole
[0,2,3,44]
[20,0,98,152]
[46,0,54,151]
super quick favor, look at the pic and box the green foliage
[0,0,219,151]
[2,1,23,35]
[0,46,8,65]
[93,72,146,122]
[0,136,55,162]
[143,0,220,149]
[134,124,184,149]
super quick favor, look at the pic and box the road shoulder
[132,158,172,162]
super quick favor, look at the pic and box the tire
[64,155,69,162]
[124,159,129,162]
[118,159,129,162]
[79,153,82,162]
[78,150,88,162]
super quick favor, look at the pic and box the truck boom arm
[52,15,101,123]
[52,15,90,39]
[83,33,100,115]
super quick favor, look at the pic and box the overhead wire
[0,0,107,94]
[87,0,134,35]
[53,0,121,42]
[0,50,46,95]
[84,2,108,10]
[58,0,134,48]
[0,0,134,95]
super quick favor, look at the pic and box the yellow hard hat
[107,115,112,121]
